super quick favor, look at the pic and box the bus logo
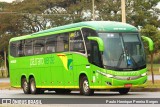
[57,54,73,71]
[127,77,131,80]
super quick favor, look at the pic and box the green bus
[9,21,153,95]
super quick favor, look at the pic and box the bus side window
[17,40,24,57]
[56,33,69,52]
[69,30,85,53]
[24,39,33,56]
[33,37,45,55]
[63,33,69,51]
[57,35,64,52]
[46,36,57,53]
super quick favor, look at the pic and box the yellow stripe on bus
[36,86,79,89]
[90,84,146,89]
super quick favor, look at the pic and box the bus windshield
[99,33,146,71]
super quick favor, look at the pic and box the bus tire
[29,78,37,94]
[80,76,94,96]
[21,78,30,94]
[118,88,130,95]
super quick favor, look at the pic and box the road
[0,90,160,106]
[0,78,10,83]
[148,75,160,80]
[0,77,160,106]
[0,90,160,98]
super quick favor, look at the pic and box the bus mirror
[87,37,104,52]
[141,36,154,52]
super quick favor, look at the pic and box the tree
[141,24,160,53]
[96,0,121,21]
[125,0,160,28]
[0,0,160,53]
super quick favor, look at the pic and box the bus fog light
[106,82,112,86]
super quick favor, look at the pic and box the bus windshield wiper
[117,52,125,68]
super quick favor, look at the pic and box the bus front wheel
[80,76,94,96]
[22,78,30,94]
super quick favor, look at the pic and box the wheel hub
[31,82,35,92]
[83,80,89,92]
[23,81,28,91]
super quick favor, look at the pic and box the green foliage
[0,0,160,55]
[141,24,160,53]
[140,25,160,63]
[96,0,121,21]
[0,55,4,67]
[126,0,160,27]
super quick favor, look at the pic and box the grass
[146,80,160,88]
[147,64,160,75]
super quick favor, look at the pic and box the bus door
[56,34,74,88]
[88,41,103,87]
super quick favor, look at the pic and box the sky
[157,2,160,8]
[0,0,15,3]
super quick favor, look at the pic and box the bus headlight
[106,74,114,78]
[141,72,147,77]
[96,70,114,78]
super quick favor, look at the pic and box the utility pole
[121,0,126,23]
[4,50,7,77]
[151,52,154,84]
[92,0,95,21]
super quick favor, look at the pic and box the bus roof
[10,21,138,42]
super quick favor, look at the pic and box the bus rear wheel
[22,78,30,94]
[118,88,130,95]
[29,78,37,94]
[29,78,44,94]
[80,76,94,96]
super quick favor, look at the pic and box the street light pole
[121,0,126,23]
